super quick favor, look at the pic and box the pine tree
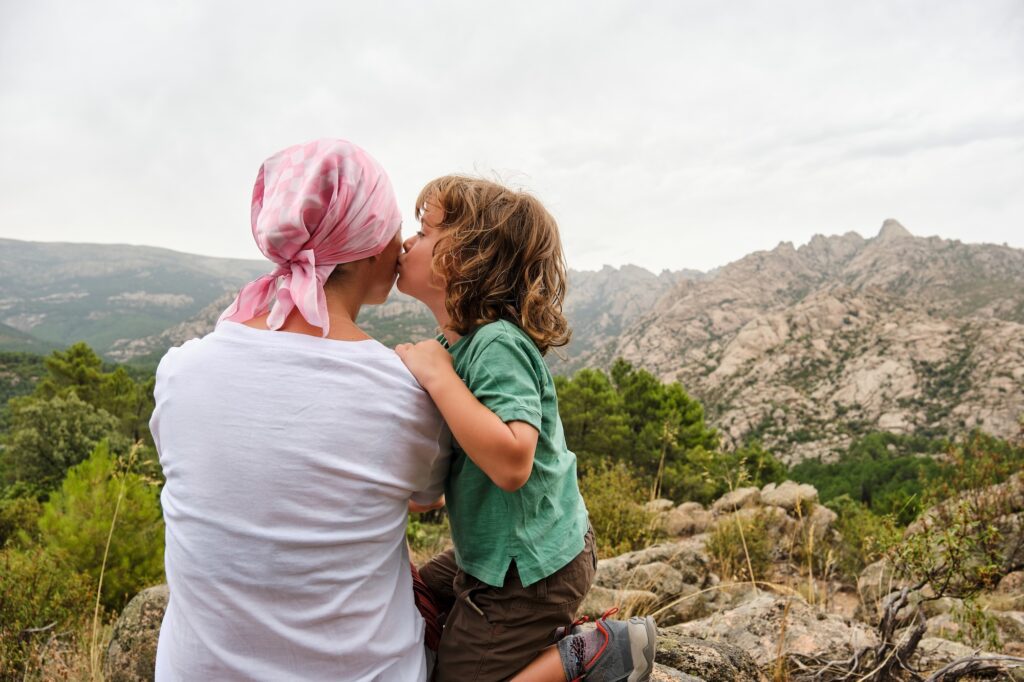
[38,441,164,610]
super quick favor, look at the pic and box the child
[395,176,657,682]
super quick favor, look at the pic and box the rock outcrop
[105,479,1024,680]
[663,593,878,669]
[596,223,1024,463]
[103,585,168,682]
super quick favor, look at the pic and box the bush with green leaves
[950,597,1002,651]
[0,545,94,679]
[790,432,946,524]
[579,462,663,558]
[557,360,783,503]
[825,494,901,580]
[0,392,129,491]
[0,342,158,491]
[704,512,771,582]
[0,491,43,548]
[407,512,451,563]
[33,342,155,443]
[38,441,164,610]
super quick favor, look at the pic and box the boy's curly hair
[416,175,571,355]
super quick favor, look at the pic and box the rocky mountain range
[2,221,1022,463]
[597,220,1024,462]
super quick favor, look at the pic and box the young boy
[396,175,656,682]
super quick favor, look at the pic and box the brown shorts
[419,527,597,682]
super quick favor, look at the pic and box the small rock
[104,584,169,682]
[711,487,760,514]
[651,663,705,681]
[806,504,838,542]
[925,613,962,640]
[631,562,685,597]
[647,498,676,513]
[658,584,710,627]
[998,570,1024,595]
[596,540,711,590]
[992,610,1024,643]
[656,634,764,681]
[760,481,818,513]
[577,585,658,618]
[911,637,979,671]
[921,596,960,618]
[666,504,713,537]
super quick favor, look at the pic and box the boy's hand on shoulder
[395,340,455,391]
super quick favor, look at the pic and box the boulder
[760,481,818,513]
[664,593,877,668]
[647,498,677,514]
[998,570,1024,595]
[596,539,711,591]
[577,585,658,618]
[711,487,760,514]
[992,610,1024,643]
[806,504,838,542]
[631,562,686,598]
[729,505,797,539]
[104,584,169,682]
[911,637,980,672]
[657,584,710,627]
[656,634,765,681]
[989,572,1024,611]
[921,596,960,618]
[925,613,962,641]
[665,503,713,537]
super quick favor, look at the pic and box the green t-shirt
[442,319,590,587]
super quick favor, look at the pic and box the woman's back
[152,322,448,681]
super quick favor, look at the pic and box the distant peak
[877,219,912,241]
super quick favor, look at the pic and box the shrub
[407,513,452,565]
[0,545,94,679]
[579,462,663,558]
[0,392,129,491]
[825,494,901,580]
[705,511,771,582]
[0,494,43,548]
[950,597,1002,651]
[38,441,164,610]
[790,432,945,524]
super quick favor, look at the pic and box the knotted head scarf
[218,139,402,336]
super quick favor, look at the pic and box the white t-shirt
[151,322,449,682]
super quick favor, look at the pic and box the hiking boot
[559,609,657,682]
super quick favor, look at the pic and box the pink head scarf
[218,139,401,336]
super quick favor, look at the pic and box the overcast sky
[1,1,1022,273]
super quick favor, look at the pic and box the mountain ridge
[595,221,1024,462]
[2,224,1021,463]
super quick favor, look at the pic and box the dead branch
[923,654,1024,682]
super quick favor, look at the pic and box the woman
[150,139,448,681]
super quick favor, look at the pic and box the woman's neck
[243,288,370,341]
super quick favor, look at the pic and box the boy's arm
[396,340,538,492]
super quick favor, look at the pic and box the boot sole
[628,616,657,682]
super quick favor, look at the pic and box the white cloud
[1,0,1022,273]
